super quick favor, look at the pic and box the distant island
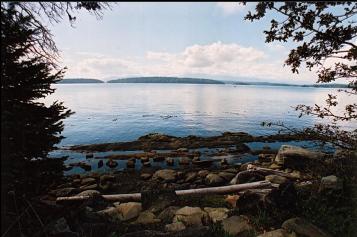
[58,78,104,84]
[107,77,225,84]
[233,81,349,88]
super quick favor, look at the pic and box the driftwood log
[56,180,272,202]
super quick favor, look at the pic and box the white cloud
[62,42,314,82]
[216,2,246,15]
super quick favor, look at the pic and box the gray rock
[76,190,100,196]
[319,175,342,191]
[221,215,253,236]
[197,170,209,178]
[218,171,236,181]
[117,202,142,221]
[133,211,161,224]
[173,206,208,227]
[165,222,186,232]
[141,173,152,180]
[275,145,325,169]
[80,183,98,191]
[257,228,296,237]
[158,206,180,222]
[205,173,225,186]
[185,172,197,182]
[282,217,332,237]
[81,177,96,186]
[153,169,177,182]
[265,175,288,184]
[49,187,76,197]
[203,207,229,223]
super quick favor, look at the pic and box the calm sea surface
[42,83,356,147]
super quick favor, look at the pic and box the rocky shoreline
[34,134,356,237]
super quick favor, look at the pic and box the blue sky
[50,2,317,83]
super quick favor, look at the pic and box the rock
[49,188,76,197]
[179,158,190,165]
[258,154,274,162]
[46,217,73,236]
[319,175,342,192]
[80,183,98,191]
[86,153,94,158]
[81,177,96,186]
[141,173,152,180]
[236,143,251,152]
[275,145,325,169]
[106,159,118,168]
[153,156,165,162]
[282,217,332,237]
[225,195,239,208]
[290,170,302,179]
[165,222,186,232]
[269,163,282,170]
[76,190,100,196]
[177,148,188,152]
[158,206,180,222]
[127,159,136,168]
[100,174,115,183]
[143,161,151,167]
[185,172,197,182]
[265,175,288,184]
[222,215,253,236]
[240,162,252,171]
[173,206,208,227]
[203,207,229,223]
[220,158,228,165]
[166,158,174,166]
[153,169,177,182]
[133,211,161,224]
[97,160,104,168]
[205,173,225,186]
[97,207,122,222]
[116,202,143,221]
[218,171,236,181]
[192,160,214,167]
[197,170,209,178]
[257,228,296,237]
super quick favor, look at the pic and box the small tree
[244,2,357,150]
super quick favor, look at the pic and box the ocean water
[42,83,356,147]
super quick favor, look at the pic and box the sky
[49,2,320,83]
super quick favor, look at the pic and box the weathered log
[230,167,298,184]
[56,180,271,202]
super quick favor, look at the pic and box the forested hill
[107,77,225,84]
[58,78,104,84]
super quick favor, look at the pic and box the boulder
[258,154,275,163]
[257,228,296,237]
[153,169,177,182]
[218,171,236,181]
[265,175,288,184]
[203,207,229,223]
[116,202,142,221]
[179,158,190,165]
[197,170,209,178]
[177,148,188,152]
[319,175,342,192]
[127,159,136,168]
[106,160,118,168]
[81,177,96,186]
[133,211,161,224]
[166,158,174,166]
[100,174,115,183]
[269,163,282,170]
[221,215,253,236]
[165,222,186,232]
[80,183,98,191]
[97,160,104,168]
[158,206,180,222]
[49,188,76,197]
[275,145,325,169]
[282,217,332,237]
[185,172,197,182]
[173,206,208,227]
[76,190,100,197]
[205,173,225,186]
[140,173,152,180]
